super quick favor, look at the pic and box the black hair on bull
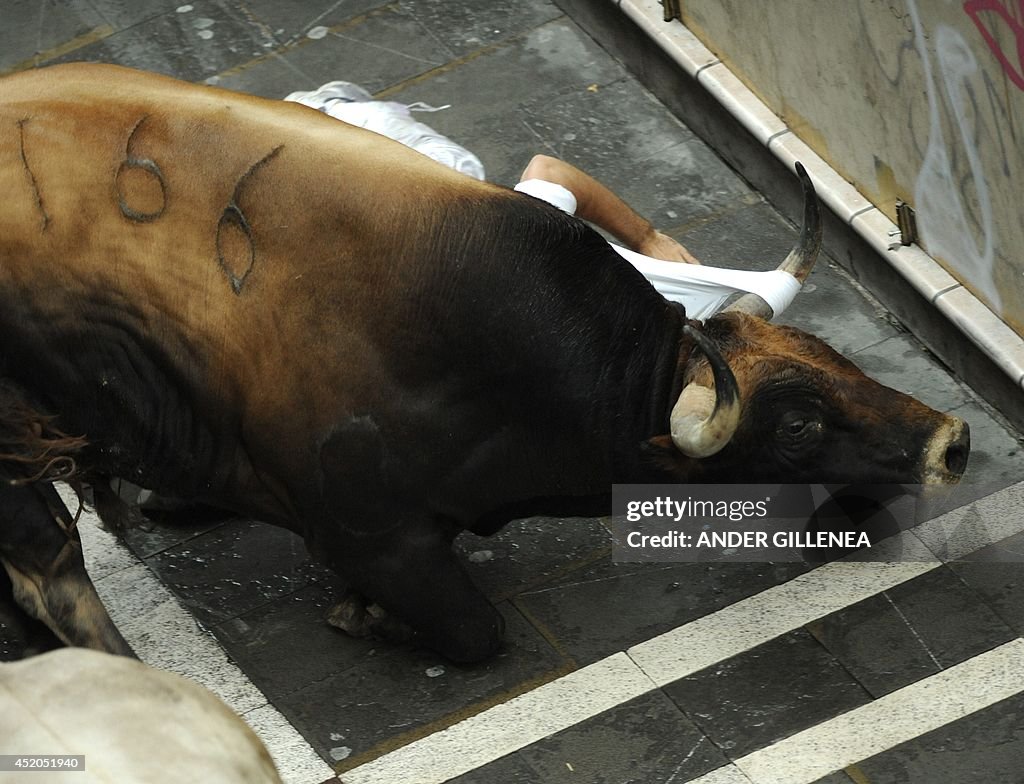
[0,380,85,485]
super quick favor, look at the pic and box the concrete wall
[679,0,1024,337]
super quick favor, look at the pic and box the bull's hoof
[430,611,505,665]
[91,484,146,534]
[326,592,414,644]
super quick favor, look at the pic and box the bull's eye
[778,412,817,441]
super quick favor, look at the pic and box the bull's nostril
[944,443,968,476]
[923,418,969,484]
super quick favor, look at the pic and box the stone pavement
[2,2,1024,783]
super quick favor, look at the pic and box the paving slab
[949,532,1024,636]
[48,0,277,81]
[379,19,627,140]
[514,560,809,666]
[118,510,231,559]
[662,628,871,759]
[0,0,111,72]
[807,565,1017,698]
[212,581,370,700]
[455,515,613,602]
[237,0,383,44]
[87,0,185,31]
[397,0,563,59]
[809,774,857,784]
[511,691,728,784]
[443,751,540,784]
[144,519,331,626]
[212,5,454,97]
[499,77,750,223]
[281,602,567,771]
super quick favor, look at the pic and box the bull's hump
[1,62,479,193]
[2,63,493,284]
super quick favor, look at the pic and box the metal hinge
[663,0,681,23]
[895,201,918,246]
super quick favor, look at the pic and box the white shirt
[514,178,801,320]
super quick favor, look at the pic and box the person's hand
[519,155,702,264]
[636,230,701,264]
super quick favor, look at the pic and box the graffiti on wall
[906,0,1008,312]
[964,0,1024,90]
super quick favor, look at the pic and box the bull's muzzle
[920,415,970,484]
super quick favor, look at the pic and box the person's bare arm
[520,154,700,264]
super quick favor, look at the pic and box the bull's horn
[724,162,823,319]
[670,326,741,458]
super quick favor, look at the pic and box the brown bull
[0,64,967,663]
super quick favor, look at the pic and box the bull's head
[659,164,970,487]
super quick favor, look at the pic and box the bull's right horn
[670,326,741,458]
[723,162,823,319]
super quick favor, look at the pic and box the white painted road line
[340,534,942,784]
[733,637,1024,783]
[628,479,1024,687]
[913,481,1024,560]
[685,764,754,784]
[70,490,335,784]
[627,533,940,686]
[339,653,657,784]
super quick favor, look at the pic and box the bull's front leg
[0,481,134,658]
[312,416,505,662]
[316,513,505,664]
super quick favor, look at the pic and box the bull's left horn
[724,162,823,319]
[670,326,741,458]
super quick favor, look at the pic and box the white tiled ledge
[617,0,1024,392]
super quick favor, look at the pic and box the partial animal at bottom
[0,648,282,783]
[0,64,969,663]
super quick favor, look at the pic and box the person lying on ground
[516,153,700,265]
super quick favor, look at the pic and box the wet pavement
[2,2,1024,783]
